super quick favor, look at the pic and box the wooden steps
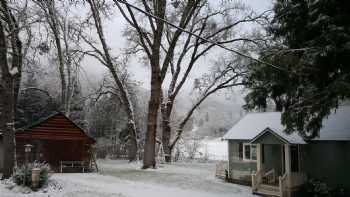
[254,184,280,197]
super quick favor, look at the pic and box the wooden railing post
[252,169,264,192]
[279,173,289,197]
[252,173,256,191]
[279,176,283,197]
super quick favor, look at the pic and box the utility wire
[114,0,284,71]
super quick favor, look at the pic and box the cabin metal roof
[223,106,350,144]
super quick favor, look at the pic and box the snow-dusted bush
[298,179,347,197]
[13,166,31,187]
[13,161,50,190]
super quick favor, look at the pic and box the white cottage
[223,106,350,197]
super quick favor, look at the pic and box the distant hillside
[174,92,244,138]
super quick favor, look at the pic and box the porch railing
[279,173,288,197]
[252,169,263,191]
[262,168,276,185]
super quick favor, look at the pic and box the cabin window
[243,143,257,161]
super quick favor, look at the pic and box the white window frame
[243,143,257,162]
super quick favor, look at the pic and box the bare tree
[34,0,83,116]
[115,0,269,163]
[171,59,248,151]
[160,2,269,162]
[0,0,23,179]
[85,0,139,161]
[114,0,203,169]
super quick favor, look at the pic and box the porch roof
[249,127,306,144]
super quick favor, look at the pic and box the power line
[114,0,284,71]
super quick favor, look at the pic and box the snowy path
[0,160,256,197]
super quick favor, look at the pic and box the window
[243,143,257,161]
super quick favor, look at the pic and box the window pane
[244,145,250,160]
[251,145,257,160]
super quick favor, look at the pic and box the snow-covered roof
[223,112,284,140]
[223,105,350,144]
[316,106,350,141]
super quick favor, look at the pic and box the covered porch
[250,128,307,197]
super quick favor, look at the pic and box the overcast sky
[81,0,273,91]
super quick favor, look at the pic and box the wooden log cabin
[15,112,96,172]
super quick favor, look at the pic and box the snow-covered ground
[0,160,255,197]
[200,137,228,160]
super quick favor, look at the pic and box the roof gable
[16,112,95,143]
[250,128,288,144]
[250,127,306,144]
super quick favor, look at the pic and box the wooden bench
[60,161,88,173]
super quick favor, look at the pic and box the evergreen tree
[244,0,350,138]
[16,73,59,128]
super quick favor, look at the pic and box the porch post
[284,144,291,192]
[284,144,291,174]
[227,140,230,177]
[257,143,262,171]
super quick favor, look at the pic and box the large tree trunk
[141,0,166,169]
[0,15,16,179]
[127,127,138,161]
[1,79,16,179]
[143,72,162,168]
[161,121,172,163]
[0,0,24,179]
[160,99,174,163]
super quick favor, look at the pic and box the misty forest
[0,0,349,197]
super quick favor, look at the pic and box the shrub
[13,166,32,187]
[38,165,49,188]
[13,161,50,190]
[298,179,347,197]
